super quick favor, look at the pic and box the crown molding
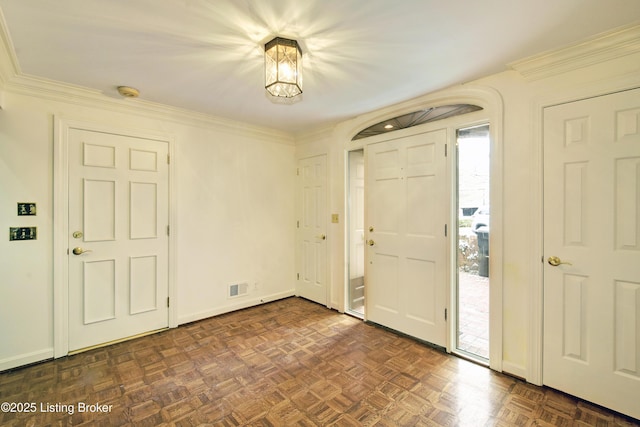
[294,124,335,145]
[4,73,295,145]
[0,9,294,145]
[0,8,18,89]
[508,22,640,81]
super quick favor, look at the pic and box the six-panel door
[68,129,169,351]
[543,88,640,419]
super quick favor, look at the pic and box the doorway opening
[347,149,365,317]
[455,123,490,361]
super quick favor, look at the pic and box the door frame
[450,120,492,362]
[345,143,368,319]
[529,76,640,385]
[346,148,365,316]
[53,117,177,358]
[343,85,504,372]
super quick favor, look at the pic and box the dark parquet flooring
[1,297,638,426]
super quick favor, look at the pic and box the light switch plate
[10,227,37,241]
[17,202,36,216]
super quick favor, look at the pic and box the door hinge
[297,273,300,280]
[444,308,447,321]
[167,225,170,236]
[167,297,170,307]
[445,144,448,157]
[167,154,170,164]
[444,224,447,237]
[296,168,300,176]
[296,220,300,229]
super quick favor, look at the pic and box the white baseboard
[0,348,53,372]
[177,290,296,325]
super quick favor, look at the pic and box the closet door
[296,154,329,306]
[543,88,640,419]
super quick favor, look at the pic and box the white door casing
[296,155,329,306]
[366,128,448,346]
[543,88,640,419]
[67,128,170,351]
[348,150,366,311]
[349,151,365,281]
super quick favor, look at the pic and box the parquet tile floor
[1,297,638,426]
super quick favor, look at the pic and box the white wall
[1,22,638,382]
[295,26,640,380]
[0,87,295,370]
[0,91,55,368]
[175,122,296,323]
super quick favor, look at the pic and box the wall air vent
[352,104,483,141]
[229,282,249,298]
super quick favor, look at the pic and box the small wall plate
[10,227,37,240]
[17,203,36,216]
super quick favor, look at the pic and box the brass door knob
[316,234,326,240]
[548,256,571,266]
[367,239,375,246]
[72,247,92,255]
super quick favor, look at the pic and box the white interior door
[296,155,328,305]
[68,128,169,351]
[543,88,640,419]
[366,128,448,346]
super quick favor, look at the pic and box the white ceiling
[1,1,639,133]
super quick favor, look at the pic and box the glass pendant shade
[265,37,302,98]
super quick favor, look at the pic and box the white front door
[543,88,640,419]
[68,128,169,351]
[366,128,448,346]
[296,155,328,305]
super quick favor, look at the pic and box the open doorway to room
[455,123,490,361]
[347,149,365,317]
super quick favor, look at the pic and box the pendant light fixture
[264,37,303,100]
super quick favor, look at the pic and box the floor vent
[229,282,248,298]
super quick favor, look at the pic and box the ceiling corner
[0,7,19,87]
[508,22,640,81]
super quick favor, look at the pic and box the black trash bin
[475,226,489,277]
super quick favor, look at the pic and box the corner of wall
[0,8,19,88]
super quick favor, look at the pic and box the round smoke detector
[117,86,140,98]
